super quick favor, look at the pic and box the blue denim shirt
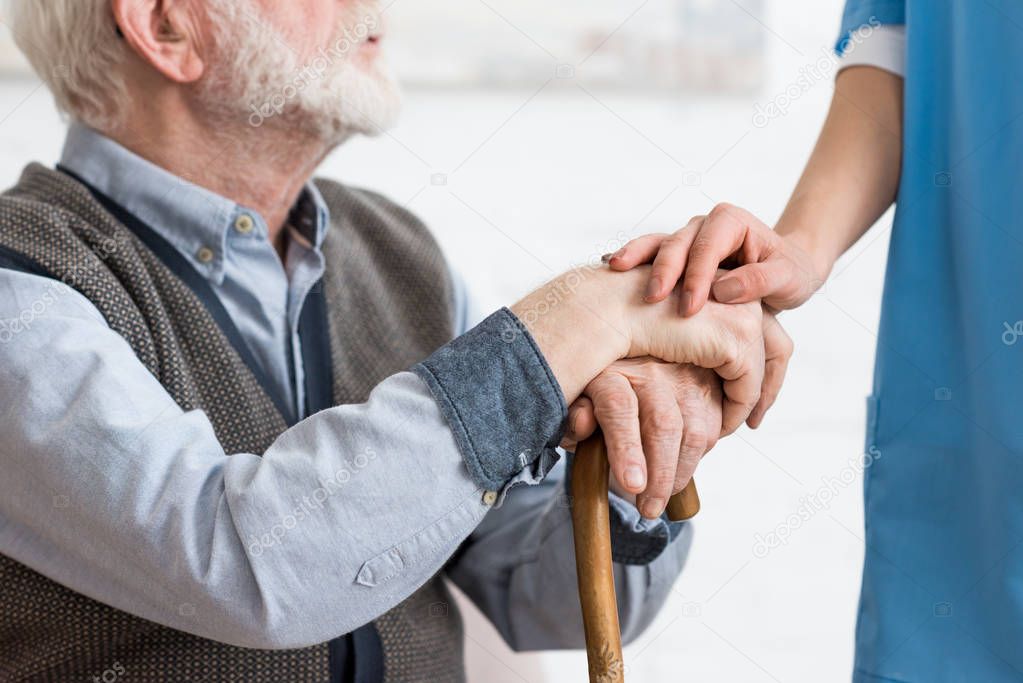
[0,123,690,650]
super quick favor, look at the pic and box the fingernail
[568,408,582,434]
[713,278,743,302]
[642,497,665,519]
[624,466,645,489]
[645,277,662,301]
[601,248,626,265]
[679,290,693,315]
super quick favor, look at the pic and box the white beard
[200,0,401,146]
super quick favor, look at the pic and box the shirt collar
[59,122,330,285]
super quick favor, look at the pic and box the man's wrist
[510,265,635,402]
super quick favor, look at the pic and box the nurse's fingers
[680,203,774,317]
[605,233,670,270]
[646,218,703,304]
[605,217,706,291]
[711,259,793,306]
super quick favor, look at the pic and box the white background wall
[0,1,893,681]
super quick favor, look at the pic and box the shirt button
[196,246,215,264]
[234,214,255,234]
[482,490,498,506]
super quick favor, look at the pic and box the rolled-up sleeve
[438,276,691,651]
[413,308,568,491]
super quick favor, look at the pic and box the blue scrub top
[839,2,1023,681]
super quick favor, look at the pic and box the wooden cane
[571,432,700,683]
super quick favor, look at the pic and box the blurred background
[0,1,893,680]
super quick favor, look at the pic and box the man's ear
[111,0,206,84]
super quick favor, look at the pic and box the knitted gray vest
[0,164,464,682]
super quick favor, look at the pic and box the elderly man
[0,2,782,681]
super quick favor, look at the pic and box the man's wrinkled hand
[560,359,722,519]
[510,265,770,432]
[630,292,765,434]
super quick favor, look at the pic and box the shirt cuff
[563,453,688,566]
[607,493,688,565]
[835,0,905,55]
[413,308,568,491]
[838,24,905,77]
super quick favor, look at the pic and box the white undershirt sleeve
[838,24,906,78]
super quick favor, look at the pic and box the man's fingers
[673,386,710,492]
[680,204,770,317]
[632,379,684,519]
[746,356,786,429]
[605,233,670,270]
[747,313,793,428]
[646,220,702,303]
[717,332,766,436]
[711,259,793,306]
[560,395,598,450]
[588,373,647,495]
[650,300,764,434]
[721,377,760,435]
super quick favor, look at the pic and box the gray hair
[5,0,129,131]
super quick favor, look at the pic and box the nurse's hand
[608,203,824,316]
[607,210,800,428]
[560,358,722,519]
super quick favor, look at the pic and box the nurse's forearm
[776,66,904,279]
